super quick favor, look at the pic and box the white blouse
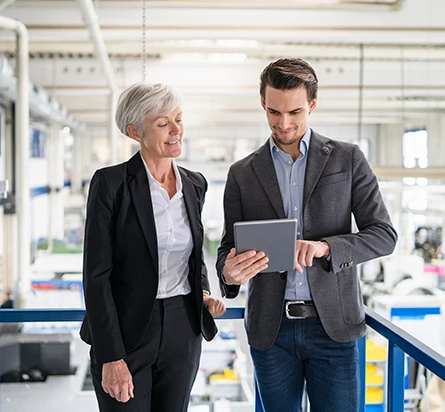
[141,155,193,299]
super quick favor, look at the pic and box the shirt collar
[269,127,312,159]
[140,152,183,195]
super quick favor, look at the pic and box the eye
[158,123,167,127]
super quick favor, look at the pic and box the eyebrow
[155,112,183,120]
[267,107,302,114]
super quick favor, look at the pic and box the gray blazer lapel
[127,153,159,275]
[303,130,332,212]
[251,142,286,219]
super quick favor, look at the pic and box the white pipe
[76,0,118,164]
[109,91,118,164]
[0,16,30,308]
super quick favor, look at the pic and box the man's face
[261,85,317,151]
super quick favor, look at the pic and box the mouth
[165,140,180,145]
[276,129,294,135]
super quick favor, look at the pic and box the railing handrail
[365,306,445,380]
[1,306,444,381]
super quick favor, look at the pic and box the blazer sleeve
[216,166,241,299]
[322,145,398,275]
[83,169,126,363]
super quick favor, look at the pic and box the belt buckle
[285,301,306,319]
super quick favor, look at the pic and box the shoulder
[310,129,359,158]
[178,166,207,189]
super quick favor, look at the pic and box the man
[216,58,397,411]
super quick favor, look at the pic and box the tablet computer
[234,219,298,273]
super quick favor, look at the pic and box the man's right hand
[222,248,269,285]
[102,359,134,403]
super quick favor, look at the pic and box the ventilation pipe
[0,16,30,307]
[76,0,118,164]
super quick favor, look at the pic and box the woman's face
[139,107,184,160]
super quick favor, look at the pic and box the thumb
[228,248,237,259]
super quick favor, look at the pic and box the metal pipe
[76,0,119,164]
[0,16,30,308]
[357,43,364,141]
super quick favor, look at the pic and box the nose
[278,114,290,130]
[170,122,181,134]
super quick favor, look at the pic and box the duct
[76,0,118,164]
[143,0,403,10]
[0,53,83,131]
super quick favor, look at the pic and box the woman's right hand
[102,359,135,403]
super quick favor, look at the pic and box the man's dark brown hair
[260,58,318,102]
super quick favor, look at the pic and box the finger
[120,389,131,403]
[234,250,261,266]
[129,381,135,398]
[106,387,116,399]
[242,256,269,276]
[228,248,237,258]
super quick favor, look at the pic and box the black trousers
[90,293,202,412]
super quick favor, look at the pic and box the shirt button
[294,207,298,211]
[298,282,303,286]
[297,231,301,236]
[288,161,292,164]
[292,182,296,186]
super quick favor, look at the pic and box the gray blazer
[216,130,397,351]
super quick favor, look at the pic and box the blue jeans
[250,317,359,412]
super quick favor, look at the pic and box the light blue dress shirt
[269,128,312,301]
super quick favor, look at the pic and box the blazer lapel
[180,169,201,256]
[251,141,286,219]
[303,130,332,213]
[127,153,159,275]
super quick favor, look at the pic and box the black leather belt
[284,301,318,319]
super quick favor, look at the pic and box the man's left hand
[295,240,330,273]
[203,293,226,317]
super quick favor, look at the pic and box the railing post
[254,372,264,412]
[358,336,366,412]
[387,342,405,412]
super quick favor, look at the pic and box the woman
[80,82,226,411]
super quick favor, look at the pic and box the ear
[309,98,317,114]
[260,97,267,111]
[126,124,141,142]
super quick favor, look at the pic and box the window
[30,127,46,158]
[403,129,428,169]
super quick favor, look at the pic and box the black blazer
[80,153,217,364]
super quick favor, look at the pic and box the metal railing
[1,306,445,411]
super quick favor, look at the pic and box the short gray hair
[115,82,180,137]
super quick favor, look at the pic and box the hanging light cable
[142,0,147,81]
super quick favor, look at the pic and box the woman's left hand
[203,293,226,317]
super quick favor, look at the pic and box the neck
[141,152,175,184]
